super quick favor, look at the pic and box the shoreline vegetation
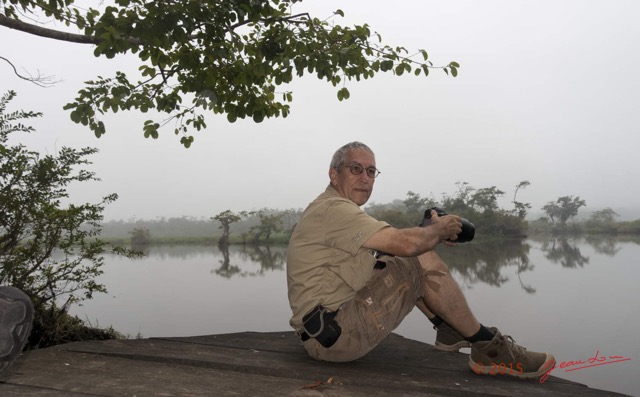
[99,191,640,248]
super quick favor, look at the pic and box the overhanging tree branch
[1,2,460,148]
[0,55,60,87]
[0,14,99,44]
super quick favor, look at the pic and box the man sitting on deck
[286,141,555,378]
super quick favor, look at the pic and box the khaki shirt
[287,185,389,330]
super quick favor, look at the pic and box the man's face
[329,149,377,206]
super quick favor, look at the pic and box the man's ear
[329,167,337,184]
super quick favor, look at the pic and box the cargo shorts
[302,255,443,362]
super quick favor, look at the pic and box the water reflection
[540,238,589,268]
[128,236,628,291]
[542,235,630,267]
[437,239,535,292]
[214,244,240,278]
[138,244,218,259]
[213,244,287,278]
[437,236,632,292]
[238,245,287,273]
[585,236,621,256]
[433,235,628,292]
[532,235,631,262]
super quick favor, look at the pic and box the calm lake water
[72,237,639,397]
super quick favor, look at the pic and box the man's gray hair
[330,141,374,170]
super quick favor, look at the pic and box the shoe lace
[499,334,527,362]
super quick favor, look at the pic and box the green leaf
[380,60,394,72]
[142,120,159,139]
[180,136,194,148]
[96,121,106,136]
[337,87,350,101]
[335,9,344,17]
[253,109,265,123]
[70,110,81,123]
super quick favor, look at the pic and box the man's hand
[419,206,475,243]
[426,209,463,243]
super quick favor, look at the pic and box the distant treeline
[101,208,303,246]
[101,186,640,246]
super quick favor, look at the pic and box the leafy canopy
[1,0,459,147]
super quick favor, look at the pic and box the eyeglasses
[345,163,381,179]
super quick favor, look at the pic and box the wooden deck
[0,331,629,396]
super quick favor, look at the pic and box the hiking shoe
[0,286,34,377]
[469,328,555,379]
[433,322,471,352]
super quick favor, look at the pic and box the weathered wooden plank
[2,348,456,397]
[0,332,628,397]
[0,383,97,396]
[5,348,368,397]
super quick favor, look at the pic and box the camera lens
[420,207,475,243]
[455,219,475,243]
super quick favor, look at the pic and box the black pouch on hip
[302,304,342,348]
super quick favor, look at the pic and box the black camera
[420,207,475,243]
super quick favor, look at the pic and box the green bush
[1,91,131,348]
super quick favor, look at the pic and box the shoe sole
[468,353,556,379]
[0,287,35,376]
[434,340,471,352]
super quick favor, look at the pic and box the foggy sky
[2,0,639,221]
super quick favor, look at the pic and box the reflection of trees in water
[123,244,287,279]
[129,244,151,257]
[585,236,621,256]
[142,245,217,260]
[532,234,625,263]
[616,235,640,246]
[242,245,287,273]
[212,244,287,278]
[214,243,242,278]
[437,239,535,293]
[540,238,589,268]
[133,236,625,285]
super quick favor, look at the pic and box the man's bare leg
[416,250,481,338]
[415,298,435,319]
[416,297,472,352]
[416,250,555,377]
